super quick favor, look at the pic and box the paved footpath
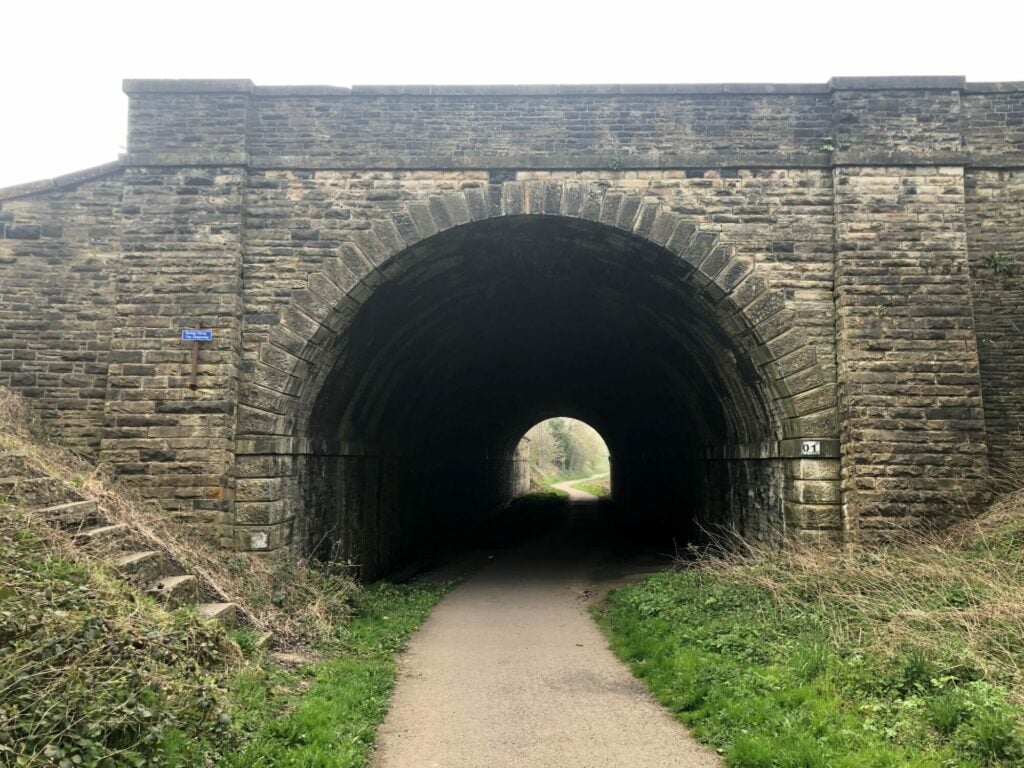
[552,475,605,502]
[371,506,721,768]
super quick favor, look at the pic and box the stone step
[73,523,129,545]
[196,602,238,627]
[0,476,78,508]
[114,550,170,585]
[0,453,43,478]
[33,500,103,530]
[146,574,198,606]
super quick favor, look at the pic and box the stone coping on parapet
[0,161,123,202]
[122,76,1024,97]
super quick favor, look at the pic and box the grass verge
[1,498,450,767]
[0,504,240,767]
[225,580,451,767]
[595,505,1024,767]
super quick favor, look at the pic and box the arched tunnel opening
[516,417,612,499]
[297,216,786,578]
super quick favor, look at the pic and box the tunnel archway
[516,417,612,499]
[233,181,841,575]
[295,215,786,574]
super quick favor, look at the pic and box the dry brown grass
[0,388,359,647]
[0,386,32,437]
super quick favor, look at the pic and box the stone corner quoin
[0,75,1020,567]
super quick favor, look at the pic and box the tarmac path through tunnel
[551,474,606,502]
[370,502,722,768]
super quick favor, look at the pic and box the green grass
[225,580,451,767]
[0,507,237,767]
[1,386,449,767]
[0,500,449,768]
[595,535,1024,768]
[528,468,570,497]
[528,467,612,499]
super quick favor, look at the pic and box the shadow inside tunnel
[389,494,687,587]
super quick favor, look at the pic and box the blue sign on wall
[181,329,213,342]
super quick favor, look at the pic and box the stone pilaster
[100,84,250,535]
[833,165,988,535]
[100,165,245,533]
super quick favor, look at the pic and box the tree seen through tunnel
[518,417,610,497]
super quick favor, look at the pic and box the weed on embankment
[596,498,1024,767]
[0,497,448,768]
[225,581,450,768]
[0,506,239,767]
[0,386,450,767]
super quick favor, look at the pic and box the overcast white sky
[3,0,1022,188]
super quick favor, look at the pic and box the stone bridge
[2,77,1022,576]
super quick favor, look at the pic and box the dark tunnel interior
[298,216,786,577]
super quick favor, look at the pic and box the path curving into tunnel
[294,214,788,577]
[552,475,606,502]
[370,501,721,768]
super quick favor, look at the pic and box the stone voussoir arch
[228,179,840,552]
[236,180,835,449]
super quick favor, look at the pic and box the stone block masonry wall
[961,82,1024,482]
[834,166,988,534]
[125,81,251,162]
[830,83,964,160]
[515,167,838,397]
[243,92,833,167]
[966,169,1024,480]
[228,167,841,553]
[100,166,245,535]
[0,169,122,455]
[964,88,1024,160]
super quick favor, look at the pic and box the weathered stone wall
[512,439,531,498]
[1,76,1022,566]
[227,175,840,562]
[834,166,988,535]
[102,167,246,531]
[966,169,1024,480]
[0,168,122,455]
[958,78,1024,484]
[124,81,834,168]
[234,165,837,420]
[964,88,1024,160]
[243,91,833,166]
